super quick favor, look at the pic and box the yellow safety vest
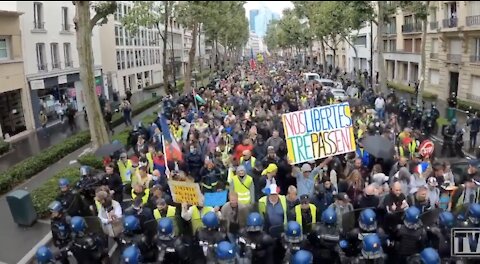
[117,159,133,183]
[231,175,253,205]
[455,185,480,211]
[239,156,256,169]
[191,206,214,234]
[146,152,154,174]
[131,188,150,205]
[258,195,288,225]
[153,206,177,220]
[295,204,317,228]
[399,141,417,159]
[95,200,102,214]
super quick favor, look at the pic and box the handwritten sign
[204,191,228,207]
[168,180,203,206]
[282,102,356,164]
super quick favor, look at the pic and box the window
[0,37,9,60]
[61,7,69,31]
[51,43,60,69]
[121,50,125,69]
[473,38,480,62]
[354,35,367,46]
[115,26,124,46]
[116,50,122,70]
[404,38,413,52]
[429,69,440,85]
[469,1,480,16]
[36,43,47,71]
[126,50,131,68]
[404,15,414,25]
[430,7,437,22]
[449,39,462,54]
[471,75,480,94]
[34,2,44,29]
[431,38,438,53]
[63,43,72,67]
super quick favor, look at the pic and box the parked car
[330,88,349,102]
[437,157,480,184]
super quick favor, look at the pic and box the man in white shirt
[374,94,386,120]
[97,191,123,237]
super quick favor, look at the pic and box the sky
[243,1,294,18]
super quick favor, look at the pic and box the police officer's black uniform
[308,222,342,263]
[237,228,275,264]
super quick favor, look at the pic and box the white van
[303,73,321,82]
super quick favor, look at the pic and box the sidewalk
[0,88,162,173]
[0,90,164,264]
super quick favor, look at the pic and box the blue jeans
[376,108,385,120]
[123,112,132,126]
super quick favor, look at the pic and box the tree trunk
[184,23,198,93]
[332,49,336,71]
[417,8,429,105]
[309,44,314,69]
[320,38,327,72]
[162,1,169,92]
[376,1,387,92]
[74,1,109,149]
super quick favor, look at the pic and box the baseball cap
[120,153,127,158]
[301,164,312,173]
[300,194,310,203]
[336,192,350,202]
[427,177,438,187]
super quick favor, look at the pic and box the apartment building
[4,1,104,130]
[424,1,480,101]
[346,22,374,74]
[0,4,34,139]
[324,36,348,71]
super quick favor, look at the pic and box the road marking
[430,135,475,159]
[17,231,52,264]
[78,147,92,158]
[69,160,77,165]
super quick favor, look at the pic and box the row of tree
[265,1,429,104]
[74,1,249,149]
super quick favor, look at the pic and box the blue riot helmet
[291,250,313,264]
[321,207,337,225]
[36,246,53,264]
[202,212,219,229]
[122,245,142,264]
[468,203,480,224]
[48,200,63,213]
[420,247,441,264]
[361,234,383,259]
[285,221,303,243]
[439,211,455,229]
[133,125,138,132]
[157,217,174,238]
[58,178,69,188]
[70,216,87,233]
[80,166,90,176]
[138,122,143,128]
[404,206,421,228]
[215,241,236,263]
[246,212,264,232]
[359,208,377,231]
[123,215,141,232]
[451,119,457,126]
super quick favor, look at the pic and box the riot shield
[84,216,104,234]
[269,224,284,239]
[143,219,158,238]
[383,211,404,234]
[341,207,377,232]
[420,208,443,227]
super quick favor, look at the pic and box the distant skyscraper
[253,4,274,37]
[249,9,259,32]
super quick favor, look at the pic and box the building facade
[0,5,34,139]
[249,9,259,32]
[424,1,480,101]
[346,22,373,74]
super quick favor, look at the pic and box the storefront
[0,89,28,138]
[29,70,105,128]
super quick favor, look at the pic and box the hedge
[0,96,162,195]
[0,139,10,155]
[386,81,438,100]
[77,154,104,170]
[31,167,80,218]
[458,99,480,113]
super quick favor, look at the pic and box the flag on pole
[249,48,256,70]
[161,135,170,178]
[159,114,183,164]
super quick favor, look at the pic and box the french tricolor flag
[414,162,429,175]
[158,113,183,165]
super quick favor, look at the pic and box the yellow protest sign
[257,53,264,63]
[168,180,203,205]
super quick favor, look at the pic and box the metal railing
[470,55,480,63]
[429,21,438,30]
[33,21,45,30]
[383,26,396,35]
[402,23,422,33]
[466,15,480,26]
[430,53,439,59]
[442,17,458,28]
[446,54,462,62]
[37,63,48,71]
[65,60,73,68]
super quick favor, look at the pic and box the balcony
[37,63,48,72]
[65,60,73,68]
[430,53,439,59]
[402,23,422,33]
[446,54,462,63]
[466,15,480,26]
[470,55,480,63]
[429,21,438,30]
[61,24,72,32]
[52,61,61,69]
[442,17,458,28]
[383,26,396,35]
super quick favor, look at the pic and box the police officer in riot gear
[412,105,423,130]
[119,215,157,262]
[426,211,455,261]
[121,245,143,264]
[431,103,440,134]
[56,178,89,217]
[457,203,480,228]
[398,98,411,129]
[392,207,428,264]
[442,119,457,157]
[309,207,342,263]
[343,209,387,258]
[68,216,108,264]
[291,250,313,264]
[237,212,274,264]
[48,201,70,264]
[448,92,458,108]
[195,212,228,263]
[128,126,141,151]
[422,111,436,138]
[350,234,387,264]
[76,166,105,213]
[156,218,189,263]
[36,246,64,264]
[282,221,310,264]
[215,241,237,264]
[407,247,441,264]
